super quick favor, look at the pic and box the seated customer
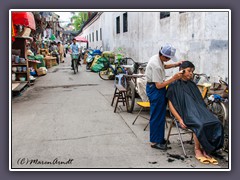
[166,61,224,165]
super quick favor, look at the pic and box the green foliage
[72,12,89,30]
[113,47,126,59]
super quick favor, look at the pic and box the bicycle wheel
[73,59,77,74]
[126,80,136,113]
[207,101,228,127]
[99,68,113,80]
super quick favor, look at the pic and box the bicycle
[193,73,229,126]
[71,53,79,74]
[193,73,229,152]
[98,58,126,80]
[120,57,148,113]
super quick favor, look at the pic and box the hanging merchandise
[12,12,36,30]
[49,34,56,41]
[12,21,17,41]
[45,28,52,38]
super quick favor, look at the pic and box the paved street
[11,54,229,169]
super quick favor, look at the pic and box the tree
[71,12,88,30]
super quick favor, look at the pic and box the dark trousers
[146,83,167,144]
[71,56,80,68]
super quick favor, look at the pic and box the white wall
[81,11,229,82]
[79,13,103,50]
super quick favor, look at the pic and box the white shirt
[145,54,166,83]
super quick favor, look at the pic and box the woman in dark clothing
[166,61,224,165]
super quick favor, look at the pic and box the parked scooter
[86,47,102,70]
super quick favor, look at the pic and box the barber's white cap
[160,44,177,62]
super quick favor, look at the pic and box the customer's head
[179,61,195,80]
[159,44,176,62]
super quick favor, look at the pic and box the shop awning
[12,12,36,30]
[74,36,88,43]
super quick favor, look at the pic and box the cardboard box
[36,68,47,76]
[44,56,57,68]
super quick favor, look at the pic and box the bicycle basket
[71,54,79,59]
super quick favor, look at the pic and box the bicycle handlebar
[193,73,210,80]
[193,74,229,88]
[193,73,209,77]
[122,57,148,65]
[219,79,228,87]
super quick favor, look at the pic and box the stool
[111,84,127,113]
[132,101,150,131]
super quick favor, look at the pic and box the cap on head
[160,44,177,61]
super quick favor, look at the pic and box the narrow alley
[11,54,228,169]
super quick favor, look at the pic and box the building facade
[79,11,229,82]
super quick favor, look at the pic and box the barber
[145,44,184,150]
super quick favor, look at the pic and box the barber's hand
[172,70,184,80]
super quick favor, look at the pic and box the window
[116,16,120,34]
[96,30,98,41]
[160,12,170,19]
[89,34,91,42]
[92,32,94,42]
[100,28,102,40]
[123,12,128,32]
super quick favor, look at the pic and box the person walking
[70,38,80,69]
[64,43,69,55]
[145,44,184,150]
[49,41,60,64]
[57,42,65,63]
